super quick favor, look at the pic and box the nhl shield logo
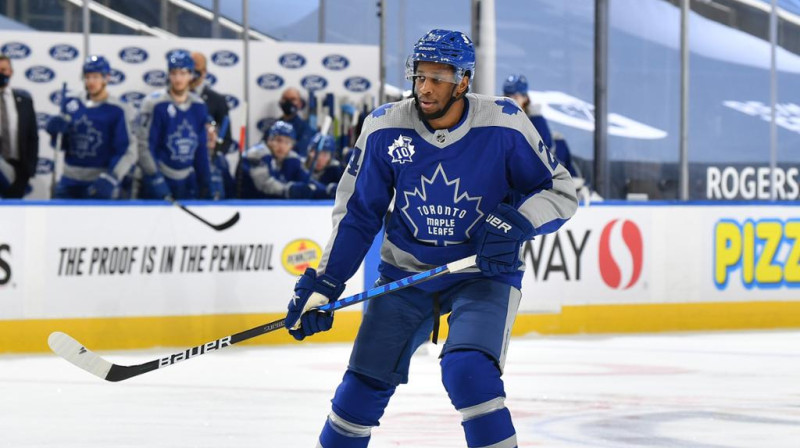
[388,135,415,164]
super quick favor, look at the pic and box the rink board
[1,201,799,352]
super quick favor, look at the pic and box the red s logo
[598,219,643,289]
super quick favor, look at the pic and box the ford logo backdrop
[25,66,55,83]
[108,69,126,85]
[49,44,79,61]
[1,42,31,59]
[344,76,371,92]
[143,70,167,87]
[322,55,350,71]
[256,73,284,90]
[36,113,51,130]
[211,50,239,67]
[121,91,146,109]
[301,75,328,91]
[206,72,217,86]
[279,53,306,69]
[225,95,240,110]
[166,48,190,60]
[119,47,148,64]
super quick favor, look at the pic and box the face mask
[280,100,298,116]
[0,73,9,88]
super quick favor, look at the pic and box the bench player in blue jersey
[45,55,137,199]
[502,74,554,150]
[285,29,578,448]
[304,133,344,199]
[239,120,313,199]
[136,50,211,200]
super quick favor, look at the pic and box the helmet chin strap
[413,83,465,123]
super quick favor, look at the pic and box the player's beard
[413,84,462,122]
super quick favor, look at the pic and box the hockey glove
[88,173,119,199]
[143,173,171,200]
[45,115,69,137]
[286,181,313,199]
[472,203,535,276]
[286,268,345,341]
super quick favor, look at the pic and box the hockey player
[136,50,211,200]
[239,120,313,199]
[502,74,553,149]
[285,29,578,448]
[45,55,136,199]
[304,132,344,199]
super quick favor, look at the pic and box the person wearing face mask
[264,87,313,157]
[0,55,38,198]
[239,120,313,199]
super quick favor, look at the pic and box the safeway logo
[598,219,643,289]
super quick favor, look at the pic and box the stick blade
[212,211,240,231]
[48,331,113,380]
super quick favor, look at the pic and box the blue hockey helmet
[308,133,335,153]
[503,74,528,96]
[82,55,111,75]
[405,29,475,85]
[268,120,296,141]
[167,50,194,72]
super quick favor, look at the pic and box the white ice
[2,330,800,447]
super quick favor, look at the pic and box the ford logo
[49,90,65,106]
[118,47,148,64]
[37,158,55,175]
[121,91,146,109]
[36,112,51,130]
[300,75,328,91]
[1,42,31,59]
[211,50,239,67]
[25,66,55,83]
[344,76,371,92]
[143,70,167,87]
[279,53,306,69]
[322,54,349,71]
[108,68,126,85]
[225,94,240,110]
[206,72,217,86]
[256,73,284,90]
[49,44,79,61]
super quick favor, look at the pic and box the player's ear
[457,74,470,96]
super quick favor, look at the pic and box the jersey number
[539,141,558,171]
[347,147,362,176]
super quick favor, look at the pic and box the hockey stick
[48,255,476,382]
[306,115,332,182]
[170,198,240,231]
[50,82,68,198]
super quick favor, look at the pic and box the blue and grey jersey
[60,93,137,182]
[136,89,210,188]
[528,102,553,150]
[318,93,578,289]
[239,142,307,199]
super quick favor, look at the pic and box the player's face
[0,59,12,78]
[314,151,331,171]
[269,135,294,160]
[413,62,458,115]
[83,72,106,96]
[169,68,192,93]
[508,93,528,109]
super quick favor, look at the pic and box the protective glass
[404,56,460,84]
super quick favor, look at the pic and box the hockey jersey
[317,94,578,290]
[136,90,210,190]
[59,93,137,181]
[239,142,308,199]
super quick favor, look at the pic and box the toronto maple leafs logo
[400,164,484,246]
[496,98,521,115]
[167,119,199,163]
[70,115,102,159]
[388,135,415,164]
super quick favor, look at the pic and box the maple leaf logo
[167,119,199,163]
[71,114,103,159]
[495,98,521,116]
[388,135,415,164]
[400,164,484,246]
